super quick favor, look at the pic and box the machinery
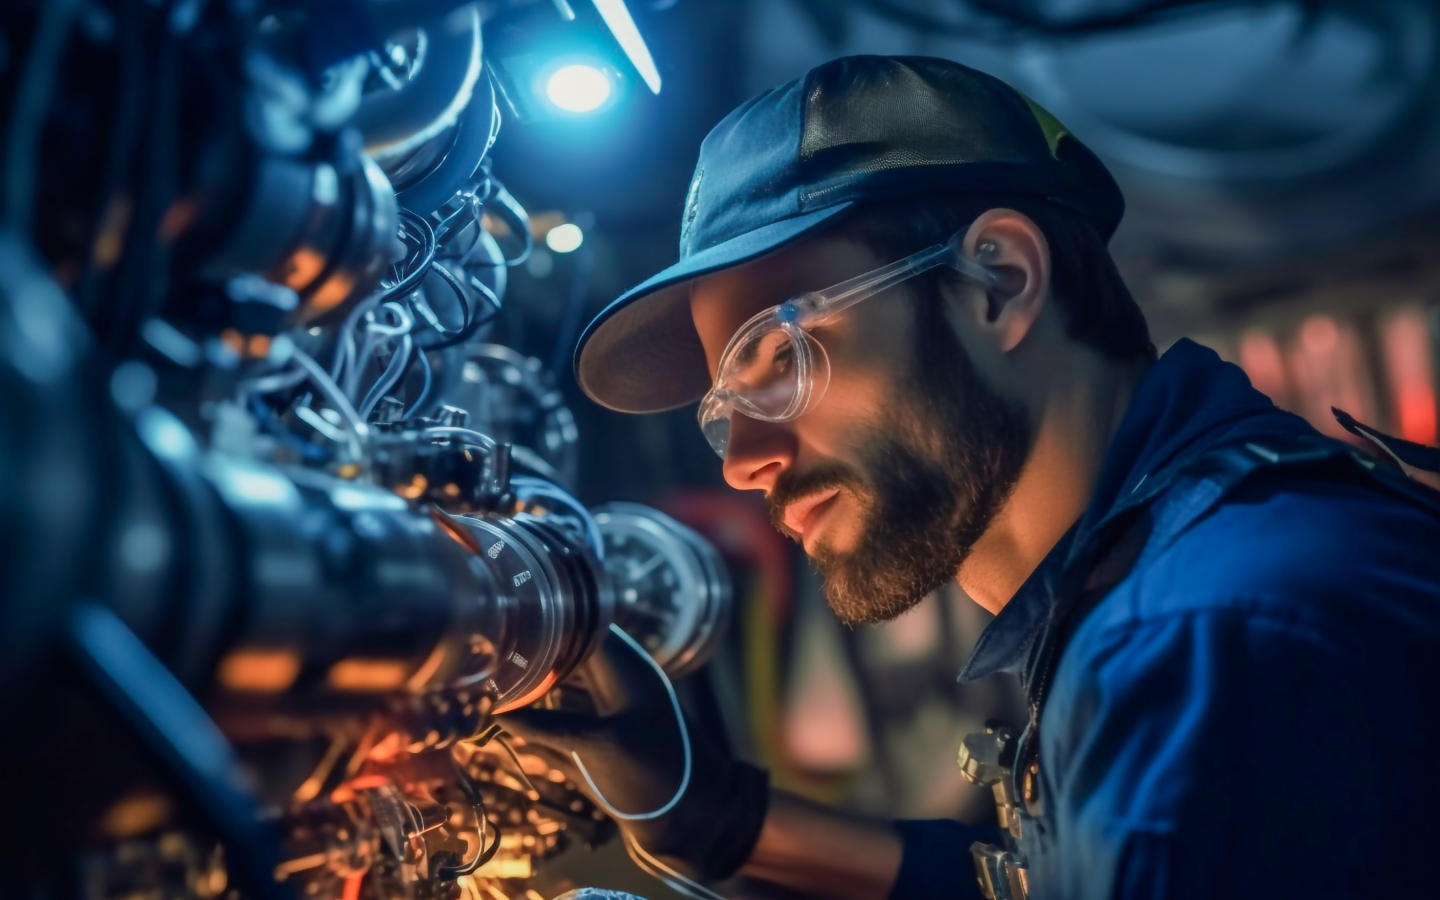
[0,3,726,898]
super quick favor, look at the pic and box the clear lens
[716,319,808,418]
[697,393,732,458]
[697,312,820,458]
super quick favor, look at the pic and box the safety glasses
[697,232,997,458]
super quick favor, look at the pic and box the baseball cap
[575,55,1124,414]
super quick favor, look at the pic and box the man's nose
[721,413,795,493]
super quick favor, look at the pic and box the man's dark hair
[837,195,1156,362]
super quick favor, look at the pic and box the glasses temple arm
[798,238,998,321]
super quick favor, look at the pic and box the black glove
[501,627,770,883]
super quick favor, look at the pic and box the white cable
[357,334,413,419]
[419,426,497,452]
[294,405,349,444]
[369,301,414,337]
[573,624,689,821]
[622,831,728,900]
[347,303,413,403]
[347,328,379,399]
[289,347,367,459]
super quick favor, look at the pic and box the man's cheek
[801,373,894,457]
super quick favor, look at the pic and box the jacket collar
[958,339,1303,683]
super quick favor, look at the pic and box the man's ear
[959,208,1051,354]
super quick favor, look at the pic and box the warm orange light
[1300,315,1339,354]
[492,671,559,715]
[158,198,198,243]
[217,650,301,692]
[397,474,430,500]
[1237,329,1289,407]
[307,273,355,315]
[1287,315,1378,442]
[1380,307,1438,445]
[481,212,511,239]
[98,793,173,838]
[404,643,448,692]
[93,196,133,268]
[328,659,409,691]
[283,247,327,292]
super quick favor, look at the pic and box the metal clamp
[958,723,1023,840]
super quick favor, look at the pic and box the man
[505,56,1440,899]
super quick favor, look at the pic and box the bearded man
[505,56,1440,900]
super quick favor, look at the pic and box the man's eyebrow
[732,337,760,368]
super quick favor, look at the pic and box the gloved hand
[501,627,770,884]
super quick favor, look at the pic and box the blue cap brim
[575,202,855,414]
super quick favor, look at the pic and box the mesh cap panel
[800,58,1046,187]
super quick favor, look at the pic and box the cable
[349,302,413,403]
[387,209,438,300]
[419,426,496,452]
[357,334,414,420]
[572,624,690,821]
[402,346,435,422]
[436,801,499,879]
[291,347,367,458]
[330,210,431,381]
[345,300,413,400]
[493,733,542,801]
[622,831,727,900]
[409,263,473,337]
[418,270,499,351]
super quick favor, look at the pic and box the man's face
[691,234,1034,625]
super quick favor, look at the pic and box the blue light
[590,0,661,95]
[545,63,613,113]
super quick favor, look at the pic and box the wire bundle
[240,191,513,462]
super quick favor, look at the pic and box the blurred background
[478,0,1440,850]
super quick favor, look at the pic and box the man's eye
[770,340,795,373]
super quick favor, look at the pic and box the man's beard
[768,324,1034,626]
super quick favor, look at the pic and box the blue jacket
[891,339,1440,899]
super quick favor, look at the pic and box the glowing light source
[591,0,662,94]
[1380,306,1438,445]
[544,64,612,113]
[545,223,584,253]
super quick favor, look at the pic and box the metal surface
[593,503,732,678]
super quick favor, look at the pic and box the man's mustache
[767,463,866,538]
